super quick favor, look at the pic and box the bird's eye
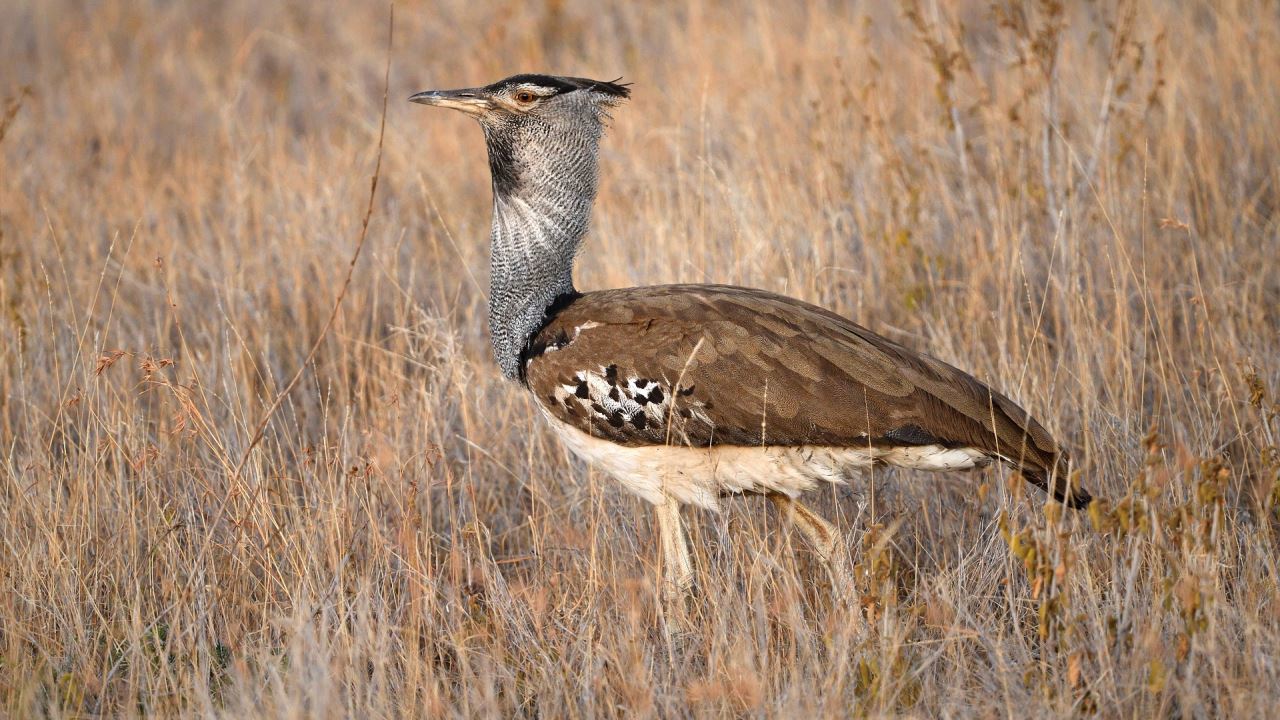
[515,91,537,104]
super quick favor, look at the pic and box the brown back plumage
[524,284,1090,508]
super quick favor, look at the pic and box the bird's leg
[768,493,852,595]
[654,499,694,603]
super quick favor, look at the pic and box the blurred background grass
[2,0,1278,716]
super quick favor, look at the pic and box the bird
[409,73,1093,598]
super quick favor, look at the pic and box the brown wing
[523,284,1088,506]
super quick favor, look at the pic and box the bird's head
[409,73,629,124]
[410,74,630,198]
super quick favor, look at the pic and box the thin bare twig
[171,5,397,618]
[230,5,395,482]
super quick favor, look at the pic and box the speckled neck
[483,107,603,381]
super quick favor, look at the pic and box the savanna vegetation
[2,0,1278,716]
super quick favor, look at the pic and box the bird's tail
[1016,452,1093,509]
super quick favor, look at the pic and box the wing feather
[524,284,1088,505]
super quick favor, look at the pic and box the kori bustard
[410,74,1092,597]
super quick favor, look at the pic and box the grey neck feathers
[483,112,602,380]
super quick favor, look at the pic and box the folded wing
[523,284,1089,507]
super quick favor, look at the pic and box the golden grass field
[2,0,1279,716]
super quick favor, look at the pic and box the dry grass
[2,0,1279,716]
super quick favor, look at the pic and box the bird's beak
[408,88,491,117]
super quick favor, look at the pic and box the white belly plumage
[541,410,990,511]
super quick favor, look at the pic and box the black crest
[485,74,631,100]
